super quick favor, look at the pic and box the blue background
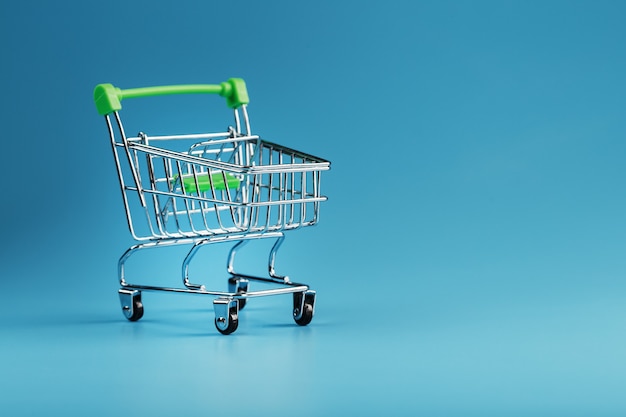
[1,1,626,415]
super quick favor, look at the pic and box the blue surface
[1,1,626,415]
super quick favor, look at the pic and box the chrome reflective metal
[228,277,249,295]
[213,298,238,333]
[118,289,141,320]
[100,94,330,334]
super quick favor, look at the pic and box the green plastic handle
[93,78,249,115]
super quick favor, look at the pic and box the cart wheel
[293,291,315,326]
[119,289,144,322]
[127,300,144,322]
[228,277,249,311]
[215,312,238,335]
[214,298,239,335]
[294,302,313,326]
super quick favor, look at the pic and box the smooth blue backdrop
[1,1,625,415]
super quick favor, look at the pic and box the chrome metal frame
[102,101,329,334]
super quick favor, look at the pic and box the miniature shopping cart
[93,78,330,334]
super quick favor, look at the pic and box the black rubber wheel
[127,300,144,322]
[294,302,314,326]
[237,298,247,311]
[215,312,239,335]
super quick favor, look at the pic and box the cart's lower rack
[119,278,316,335]
[116,232,316,335]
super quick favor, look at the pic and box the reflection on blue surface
[2,0,626,415]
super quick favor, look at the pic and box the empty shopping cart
[93,78,330,334]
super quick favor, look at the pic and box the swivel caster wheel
[214,298,239,335]
[119,289,144,322]
[228,277,249,310]
[293,290,315,326]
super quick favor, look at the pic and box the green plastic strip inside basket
[174,173,241,193]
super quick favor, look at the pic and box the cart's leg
[226,239,248,276]
[213,298,239,335]
[119,289,144,321]
[226,240,251,310]
[268,235,289,282]
[293,290,315,326]
[181,239,211,290]
[226,234,289,283]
